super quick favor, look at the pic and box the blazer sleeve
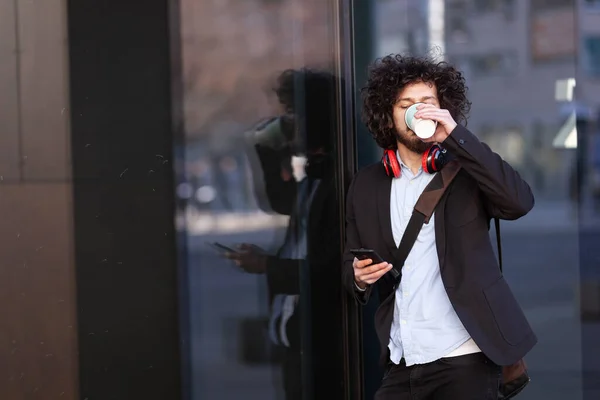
[442,125,535,220]
[342,174,373,305]
[246,143,296,216]
[266,257,300,295]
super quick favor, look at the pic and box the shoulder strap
[414,160,461,222]
[388,211,426,280]
[388,161,462,281]
[495,217,502,272]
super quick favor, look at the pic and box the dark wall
[351,2,383,399]
[67,1,182,399]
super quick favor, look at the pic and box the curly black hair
[273,68,339,152]
[361,54,471,150]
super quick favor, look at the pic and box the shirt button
[459,139,465,145]
[401,320,407,325]
[404,292,409,297]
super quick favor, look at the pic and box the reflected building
[443,0,600,201]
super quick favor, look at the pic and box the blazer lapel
[377,173,397,253]
[438,161,463,272]
[435,191,448,272]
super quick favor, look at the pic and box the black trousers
[282,348,302,400]
[374,352,501,400]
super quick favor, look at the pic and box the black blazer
[248,143,342,360]
[343,125,537,367]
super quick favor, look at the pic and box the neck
[396,143,422,175]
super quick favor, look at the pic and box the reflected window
[531,0,574,10]
[446,1,471,43]
[451,52,517,78]
[582,36,600,78]
[473,0,514,13]
[478,125,525,167]
[585,0,600,8]
[447,18,471,44]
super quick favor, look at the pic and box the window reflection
[582,36,600,78]
[176,1,343,399]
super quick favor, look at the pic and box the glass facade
[175,1,351,399]
[1,1,599,400]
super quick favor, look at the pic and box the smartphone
[350,248,386,264]
[206,242,238,254]
[350,248,399,279]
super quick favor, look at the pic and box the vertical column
[0,0,20,180]
[66,0,183,399]
[18,0,72,180]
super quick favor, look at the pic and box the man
[343,55,537,399]
[229,68,344,399]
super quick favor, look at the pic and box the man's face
[392,81,440,154]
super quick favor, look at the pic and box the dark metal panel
[66,0,183,398]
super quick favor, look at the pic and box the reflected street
[180,201,600,399]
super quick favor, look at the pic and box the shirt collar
[396,149,423,173]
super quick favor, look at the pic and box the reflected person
[227,68,341,399]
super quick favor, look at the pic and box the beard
[395,128,431,154]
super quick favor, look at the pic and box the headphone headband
[382,145,447,178]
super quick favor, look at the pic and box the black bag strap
[495,217,502,272]
[388,211,426,280]
[388,161,462,281]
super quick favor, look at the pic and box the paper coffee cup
[251,117,287,150]
[405,103,437,139]
[412,119,437,139]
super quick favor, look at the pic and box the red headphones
[382,145,448,178]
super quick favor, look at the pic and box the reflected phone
[206,242,238,254]
[350,248,385,264]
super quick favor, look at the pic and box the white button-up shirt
[388,152,476,366]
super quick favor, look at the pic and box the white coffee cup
[405,103,437,139]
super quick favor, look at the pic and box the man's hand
[414,103,458,143]
[353,257,393,289]
[224,243,268,274]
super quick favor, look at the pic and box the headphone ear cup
[382,149,401,178]
[422,145,446,173]
[382,152,391,176]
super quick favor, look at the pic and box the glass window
[3,1,354,399]
[176,1,348,399]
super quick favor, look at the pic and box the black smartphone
[350,248,399,279]
[206,242,238,254]
[350,248,386,264]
